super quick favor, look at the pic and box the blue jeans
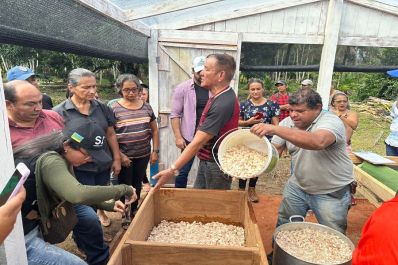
[386,143,398,156]
[193,160,231,190]
[72,204,109,265]
[25,226,87,265]
[175,156,195,188]
[73,169,110,265]
[277,180,351,234]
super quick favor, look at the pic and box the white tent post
[317,0,344,109]
[0,73,28,265]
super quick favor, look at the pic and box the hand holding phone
[0,163,30,206]
[254,112,264,119]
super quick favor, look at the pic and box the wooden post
[148,29,159,115]
[0,73,28,264]
[317,0,344,109]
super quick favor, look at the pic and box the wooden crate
[353,165,395,208]
[109,188,267,265]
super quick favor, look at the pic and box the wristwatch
[153,149,160,154]
[170,164,179,176]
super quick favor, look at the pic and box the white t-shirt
[272,111,353,194]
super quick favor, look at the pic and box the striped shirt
[109,100,156,158]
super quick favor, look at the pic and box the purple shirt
[170,79,210,142]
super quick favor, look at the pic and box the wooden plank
[124,0,222,21]
[108,190,156,265]
[357,185,383,208]
[161,42,237,51]
[294,5,308,35]
[338,36,398,47]
[307,1,322,35]
[270,9,285,34]
[233,33,242,94]
[317,0,344,108]
[158,189,245,223]
[282,5,298,34]
[377,12,395,38]
[158,45,191,78]
[340,1,358,37]
[242,32,324,44]
[317,0,328,35]
[247,14,261,33]
[259,11,273,34]
[158,29,239,46]
[148,29,159,115]
[348,0,398,17]
[153,0,321,30]
[125,241,258,265]
[353,165,395,202]
[214,21,227,32]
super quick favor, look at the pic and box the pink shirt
[9,109,64,148]
[171,79,211,142]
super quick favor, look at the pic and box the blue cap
[7,66,36,81]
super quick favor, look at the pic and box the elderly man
[5,80,64,147]
[155,54,239,190]
[300,79,313,89]
[251,88,353,234]
[7,66,54,109]
[170,56,210,188]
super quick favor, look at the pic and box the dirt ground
[58,156,377,260]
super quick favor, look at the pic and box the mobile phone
[254,112,264,119]
[0,163,30,206]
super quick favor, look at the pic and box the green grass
[351,112,390,155]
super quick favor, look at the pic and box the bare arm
[251,124,336,150]
[279,104,290,110]
[106,126,121,175]
[340,111,358,130]
[271,116,279,126]
[153,130,213,189]
[0,187,25,244]
[171,118,186,149]
[150,120,160,164]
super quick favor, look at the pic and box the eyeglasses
[122,88,138,94]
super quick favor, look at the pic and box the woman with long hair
[108,74,159,221]
[14,125,136,265]
[238,78,279,202]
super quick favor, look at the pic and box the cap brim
[193,66,204,73]
[15,73,35,81]
[275,82,285,86]
[87,149,113,165]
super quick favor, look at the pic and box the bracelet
[153,149,160,154]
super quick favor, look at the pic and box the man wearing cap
[155,53,239,190]
[301,79,313,89]
[4,80,64,148]
[271,80,290,121]
[170,56,210,188]
[7,66,54,109]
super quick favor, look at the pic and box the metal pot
[272,216,354,265]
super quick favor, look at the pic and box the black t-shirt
[194,83,209,129]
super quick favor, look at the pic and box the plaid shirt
[271,92,290,121]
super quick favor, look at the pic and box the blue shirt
[240,99,280,125]
[386,101,398,147]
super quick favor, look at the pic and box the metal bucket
[272,216,354,265]
[215,128,279,178]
